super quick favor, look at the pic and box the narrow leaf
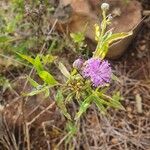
[58,62,70,78]
[75,95,92,120]
[38,71,58,86]
[27,76,40,88]
[55,90,72,120]
[34,55,44,72]
[24,85,48,96]
[17,53,34,65]
[106,31,133,44]
[94,96,107,114]
[94,24,101,41]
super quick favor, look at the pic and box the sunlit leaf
[106,31,133,44]
[70,32,85,43]
[94,24,101,41]
[27,76,40,88]
[34,55,44,72]
[42,54,57,65]
[17,53,35,65]
[38,71,58,86]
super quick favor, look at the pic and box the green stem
[94,10,107,58]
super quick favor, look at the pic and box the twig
[27,102,55,125]
[42,122,51,150]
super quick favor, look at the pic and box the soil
[0,0,150,150]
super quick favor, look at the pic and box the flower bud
[101,3,109,11]
[107,14,113,21]
[73,58,83,70]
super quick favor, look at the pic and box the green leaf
[70,32,85,43]
[0,35,11,43]
[55,90,72,120]
[38,71,58,86]
[34,55,44,72]
[111,92,124,109]
[24,85,49,96]
[94,31,133,59]
[95,42,109,59]
[106,31,133,44]
[17,53,35,65]
[27,76,40,88]
[42,54,57,65]
[58,62,70,78]
[94,24,101,41]
[102,30,112,42]
[75,95,93,120]
[44,88,50,98]
[93,96,107,114]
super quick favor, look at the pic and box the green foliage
[75,95,93,120]
[93,8,132,59]
[70,31,87,54]
[65,121,77,143]
[18,53,58,96]
[70,32,85,44]
[6,2,131,147]
[58,62,71,79]
[0,74,11,93]
[55,90,72,120]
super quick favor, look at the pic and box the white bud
[108,14,113,21]
[101,3,109,11]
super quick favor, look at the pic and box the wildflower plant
[18,3,132,142]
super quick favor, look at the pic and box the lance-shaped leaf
[38,71,58,86]
[58,62,70,78]
[94,24,101,41]
[94,31,133,59]
[34,55,44,72]
[17,53,35,65]
[55,90,72,120]
[106,31,133,45]
[111,92,125,110]
[27,76,40,88]
[75,95,93,120]
[93,96,107,114]
[24,85,49,97]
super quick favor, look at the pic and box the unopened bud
[101,3,109,11]
[108,14,113,21]
[73,58,83,70]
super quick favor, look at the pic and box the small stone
[111,138,118,144]
[126,106,132,113]
[140,45,146,51]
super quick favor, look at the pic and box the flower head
[73,58,83,70]
[82,58,112,87]
[101,3,109,11]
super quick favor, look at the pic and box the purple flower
[82,58,112,87]
[73,58,83,70]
